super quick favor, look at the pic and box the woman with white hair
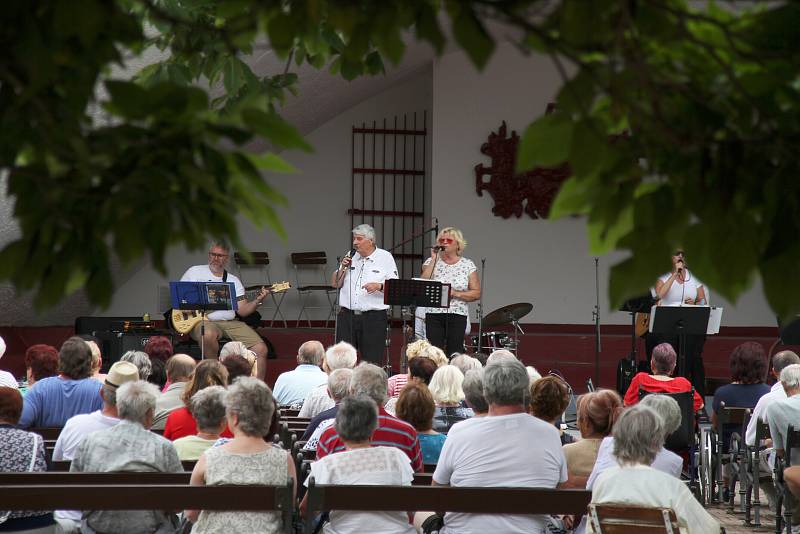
[421,227,481,356]
[173,386,227,460]
[120,350,152,381]
[429,365,473,433]
[586,393,684,490]
[302,395,415,534]
[588,404,719,534]
[187,377,296,533]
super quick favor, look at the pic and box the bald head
[165,354,196,383]
[298,340,324,366]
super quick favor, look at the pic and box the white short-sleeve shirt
[180,265,245,321]
[338,248,398,311]
[433,413,567,534]
[422,256,477,317]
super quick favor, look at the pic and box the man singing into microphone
[331,224,398,364]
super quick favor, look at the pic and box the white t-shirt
[433,413,567,534]
[746,381,785,446]
[589,465,719,534]
[0,370,18,389]
[338,248,398,311]
[423,257,477,317]
[181,264,245,321]
[657,271,704,306]
[53,410,121,522]
[306,446,415,534]
[53,410,121,461]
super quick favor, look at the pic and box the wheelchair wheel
[698,426,714,506]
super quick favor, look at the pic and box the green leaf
[448,3,495,70]
[267,12,295,54]
[246,152,297,173]
[517,114,574,172]
[549,177,590,219]
[223,57,248,95]
[241,109,312,151]
[104,80,150,119]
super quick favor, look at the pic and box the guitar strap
[222,270,228,282]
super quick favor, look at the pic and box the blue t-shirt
[713,382,770,452]
[18,376,103,428]
[418,432,447,464]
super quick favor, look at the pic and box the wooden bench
[304,478,591,533]
[46,461,198,473]
[0,475,294,534]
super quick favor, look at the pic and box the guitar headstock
[271,281,291,293]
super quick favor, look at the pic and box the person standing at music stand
[181,241,269,380]
[647,249,709,396]
[420,227,481,357]
[332,224,398,364]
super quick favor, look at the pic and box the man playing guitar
[180,241,270,380]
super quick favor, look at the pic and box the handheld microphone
[347,248,356,258]
[432,246,445,252]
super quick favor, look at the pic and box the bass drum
[470,331,514,353]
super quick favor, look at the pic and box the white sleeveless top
[658,271,704,306]
[191,445,289,534]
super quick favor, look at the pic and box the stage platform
[0,322,793,393]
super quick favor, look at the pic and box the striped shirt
[387,374,409,399]
[316,406,423,472]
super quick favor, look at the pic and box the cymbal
[482,302,533,328]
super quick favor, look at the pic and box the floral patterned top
[0,425,49,521]
[422,256,477,317]
[191,445,290,534]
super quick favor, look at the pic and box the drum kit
[469,302,532,354]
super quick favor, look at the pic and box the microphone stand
[476,258,486,356]
[593,257,601,385]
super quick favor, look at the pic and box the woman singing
[421,227,481,356]
[648,250,709,396]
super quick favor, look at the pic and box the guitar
[634,312,650,338]
[170,281,291,334]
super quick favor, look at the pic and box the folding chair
[234,251,287,328]
[291,251,337,328]
[775,425,800,534]
[588,504,680,533]
[711,404,751,513]
[743,418,772,527]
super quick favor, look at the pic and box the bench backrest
[588,504,680,533]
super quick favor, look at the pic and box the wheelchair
[638,388,704,503]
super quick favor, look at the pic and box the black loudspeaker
[98,332,173,372]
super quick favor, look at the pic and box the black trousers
[336,309,387,365]
[646,332,707,398]
[426,313,467,357]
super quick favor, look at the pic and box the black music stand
[383,279,451,374]
[617,294,659,395]
[170,281,237,359]
[778,315,800,345]
[650,306,710,378]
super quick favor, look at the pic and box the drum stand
[510,317,524,354]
